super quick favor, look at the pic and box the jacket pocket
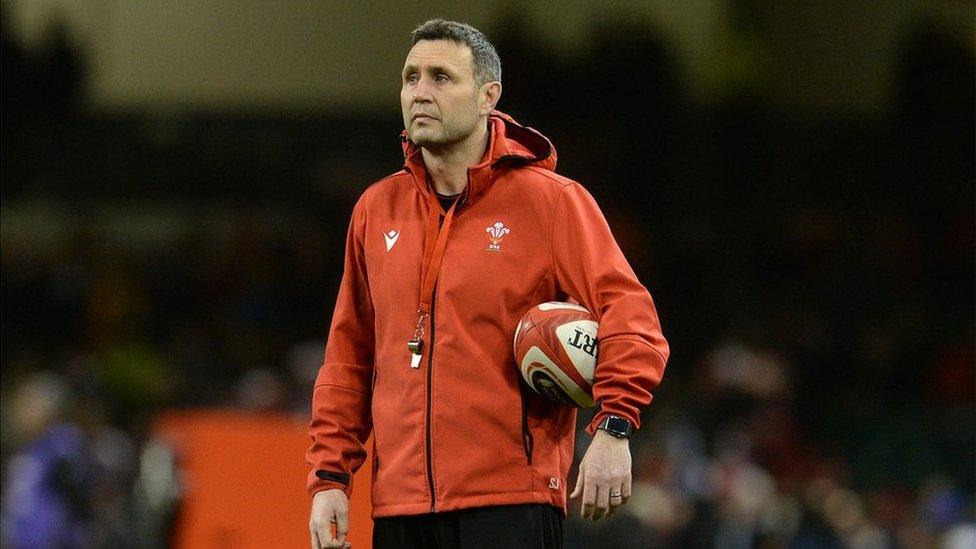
[519,385,535,465]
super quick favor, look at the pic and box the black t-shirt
[436,192,460,212]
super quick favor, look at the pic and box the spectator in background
[1,372,92,548]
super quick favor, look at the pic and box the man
[2,373,92,548]
[307,19,668,549]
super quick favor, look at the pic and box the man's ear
[480,81,502,115]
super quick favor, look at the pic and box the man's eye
[406,74,419,83]
[435,74,449,82]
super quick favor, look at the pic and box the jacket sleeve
[551,182,669,435]
[306,197,375,497]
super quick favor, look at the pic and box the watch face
[606,417,630,433]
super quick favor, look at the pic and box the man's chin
[409,131,446,148]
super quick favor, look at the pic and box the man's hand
[569,430,632,520]
[309,489,352,549]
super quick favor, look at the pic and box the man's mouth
[413,113,435,121]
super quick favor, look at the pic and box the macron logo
[384,229,400,252]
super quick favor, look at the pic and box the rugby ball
[514,301,598,407]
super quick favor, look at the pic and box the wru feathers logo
[485,221,511,252]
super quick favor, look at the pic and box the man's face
[401,39,484,149]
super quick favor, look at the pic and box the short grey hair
[411,19,501,87]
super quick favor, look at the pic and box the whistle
[407,338,424,355]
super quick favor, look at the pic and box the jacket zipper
[425,211,447,513]
[425,192,465,512]
[425,285,437,512]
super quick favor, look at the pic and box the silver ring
[609,491,622,498]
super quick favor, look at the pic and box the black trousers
[373,504,563,549]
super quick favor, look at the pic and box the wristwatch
[597,415,633,439]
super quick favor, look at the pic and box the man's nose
[412,76,434,101]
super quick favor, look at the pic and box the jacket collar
[401,110,557,209]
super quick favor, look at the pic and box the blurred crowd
[567,341,974,548]
[2,8,974,549]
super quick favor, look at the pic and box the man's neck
[421,120,490,196]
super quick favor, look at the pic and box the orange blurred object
[154,409,373,548]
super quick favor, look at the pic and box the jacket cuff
[584,338,663,436]
[307,470,353,498]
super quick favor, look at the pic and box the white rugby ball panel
[554,320,598,383]
[537,301,590,313]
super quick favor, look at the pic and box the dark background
[2,1,973,547]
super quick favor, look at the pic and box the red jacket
[307,111,668,517]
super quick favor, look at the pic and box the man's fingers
[317,524,337,548]
[310,490,350,549]
[336,509,349,541]
[569,470,583,499]
[321,514,343,548]
[311,519,331,549]
[580,481,596,519]
[607,484,625,517]
[592,485,610,521]
[622,477,633,504]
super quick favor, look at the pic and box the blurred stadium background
[1,1,973,548]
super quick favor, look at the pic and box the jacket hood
[401,110,557,207]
